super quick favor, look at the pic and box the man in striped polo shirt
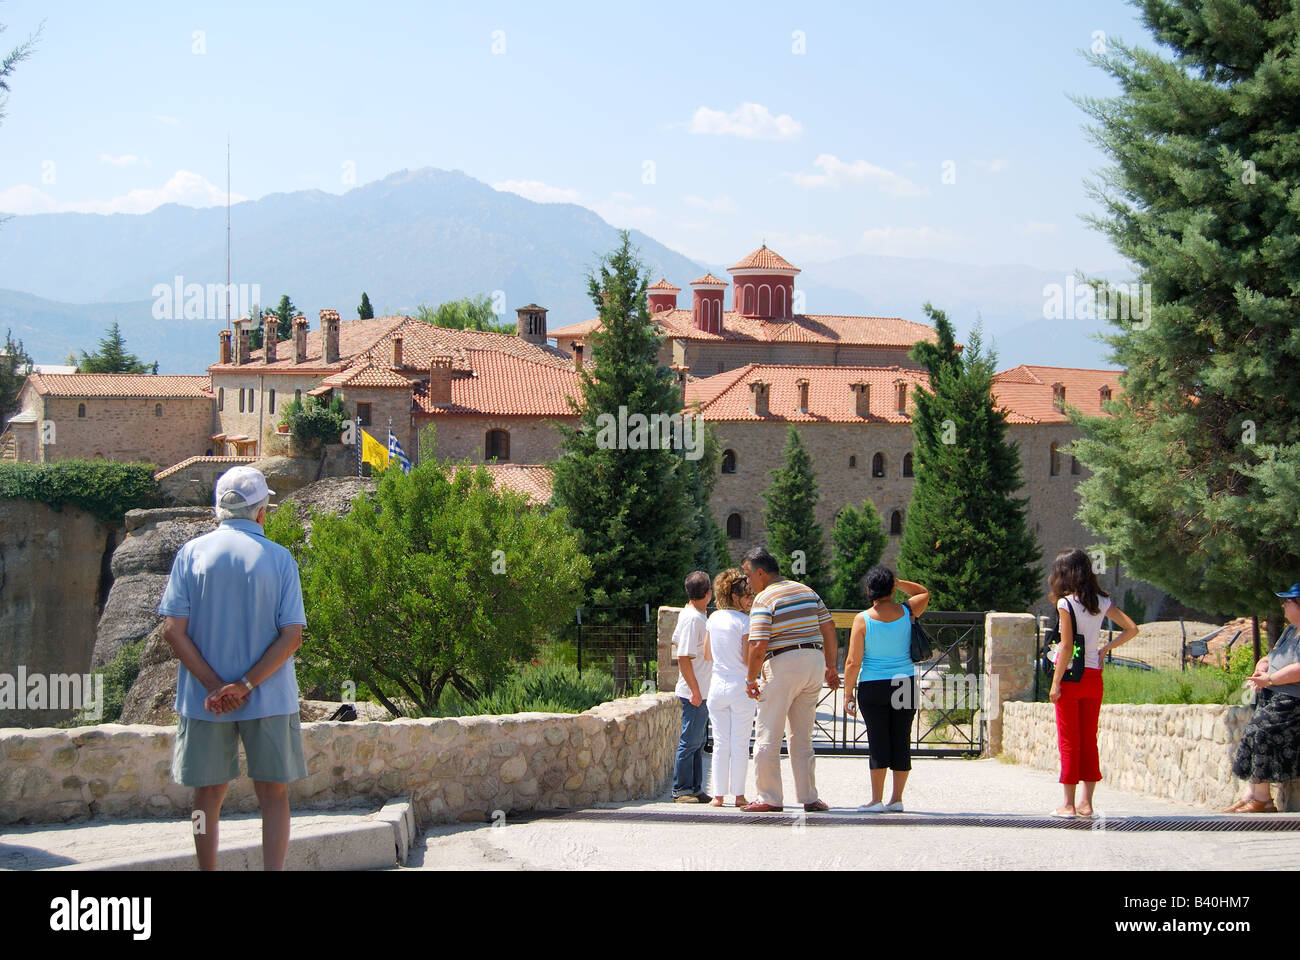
[741,547,840,812]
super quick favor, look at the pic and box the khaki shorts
[172,713,307,787]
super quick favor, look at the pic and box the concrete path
[408,756,1300,871]
[0,801,412,871]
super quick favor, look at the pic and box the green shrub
[1120,589,1147,626]
[0,460,161,523]
[280,395,346,448]
[96,638,144,724]
[432,662,614,717]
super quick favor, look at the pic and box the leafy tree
[357,292,374,320]
[274,294,297,342]
[0,328,32,427]
[828,499,887,610]
[762,426,831,598]
[1071,0,1300,642]
[897,304,1041,610]
[265,457,589,715]
[279,394,346,448]
[684,410,729,573]
[78,321,152,374]
[246,304,264,350]
[550,231,696,616]
[0,17,40,127]
[415,294,513,334]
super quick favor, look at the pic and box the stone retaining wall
[0,694,678,825]
[1001,701,1300,811]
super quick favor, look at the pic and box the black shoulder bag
[904,600,933,663]
[1043,597,1086,683]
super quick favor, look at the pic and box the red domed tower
[728,245,799,320]
[647,278,680,313]
[690,273,727,334]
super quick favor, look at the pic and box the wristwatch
[241,675,255,693]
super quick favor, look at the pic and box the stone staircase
[0,430,17,462]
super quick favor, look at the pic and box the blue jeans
[674,698,710,796]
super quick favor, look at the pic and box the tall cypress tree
[1071,0,1300,640]
[897,304,1040,610]
[274,295,298,342]
[684,411,729,573]
[357,292,375,320]
[79,321,151,374]
[762,426,831,598]
[828,499,887,610]
[550,231,695,617]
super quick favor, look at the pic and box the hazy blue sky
[1,0,1152,273]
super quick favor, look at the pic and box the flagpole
[356,415,362,478]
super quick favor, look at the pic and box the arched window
[154,403,163,418]
[758,285,771,315]
[849,455,857,469]
[743,285,755,313]
[776,285,787,317]
[77,403,86,418]
[239,389,245,413]
[903,453,914,478]
[486,429,510,461]
[1070,454,1081,476]
[717,361,724,375]
[890,510,903,536]
[713,298,722,329]
[269,389,276,414]
[1050,443,1061,477]
[217,388,224,411]
[726,513,743,539]
[872,453,886,478]
[248,389,255,412]
[294,389,302,405]
[721,449,737,474]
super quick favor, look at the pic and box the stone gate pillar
[983,612,1037,757]
[657,606,681,693]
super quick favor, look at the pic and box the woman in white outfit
[705,568,756,807]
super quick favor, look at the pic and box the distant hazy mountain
[0,166,1125,373]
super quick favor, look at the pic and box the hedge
[0,459,163,523]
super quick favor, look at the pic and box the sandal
[1236,799,1278,814]
[1222,798,1250,813]
[740,801,784,812]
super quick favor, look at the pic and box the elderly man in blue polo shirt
[158,465,308,871]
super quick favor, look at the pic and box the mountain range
[0,167,1123,374]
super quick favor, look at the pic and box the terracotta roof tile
[648,278,681,291]
[685,364,928,422]
[562,310,937,348]
[320,363,415,389]
[26,374,214,399]
[456,463,553,503]
[729,245,800,273]
[154,455,257,480]
[413,350,581,417]
[690,272,728,286]
[992,366,1124,424]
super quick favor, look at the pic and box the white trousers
[707,684,758,797]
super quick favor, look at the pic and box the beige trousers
[753,648,824,806]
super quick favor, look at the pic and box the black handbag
[905,600,933,662]
[1042,596,1086,683]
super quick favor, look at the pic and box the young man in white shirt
[672,571,713,802]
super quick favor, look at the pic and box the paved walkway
[407,756,1300,871]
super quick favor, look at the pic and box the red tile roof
[154,455,257,480]
[649,278,681,291]
[685,364,929,422]
[457,463,553,503]
[553,309,937,348]
[690,272,728,286]
[413,350,581,417]
[991,365,1124,424]
[729,245,800,273]
[320,363,415,389]
[25,374,214,399]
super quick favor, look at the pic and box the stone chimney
[1100,384,1112,404]
[321,309,341,364]
[392,336,403,369]
[796,378,810,415]
[235,320,251,365]
[293,316,309,364]
[670,363,690,408]
[894,379,909,416]
[851,382,870,418]
[262,313,278,363]
[748,380,770,418]
[428,355,453,405]
[572,341,584,371]
[219,329,232,365]
[516,304,548,345]
[1052,382,1066,412]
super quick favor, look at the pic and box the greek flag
[388,430,413,474]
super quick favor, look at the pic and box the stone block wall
[983,612,1037,756]
[1000,701,1300,811]
[414,414,574,466]
[0,694,679,825]
[40,396,215,467]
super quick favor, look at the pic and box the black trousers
[857,677,916,771]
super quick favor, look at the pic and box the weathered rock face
[276,477,376,535]
[249,456,320,501]
[118,622,179,725]
[0,500,113,728]
[91,512,217,669]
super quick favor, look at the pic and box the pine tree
[897,304,1040,610]
[828,499,887,610]
[274,295,297,342]
[684,412,729,573]
[0,328,33,426]
[357,292,374,320]
[79,321,151,374]
[762,426,831,598]
[1071,0,1300,640]
[550,231,695,618]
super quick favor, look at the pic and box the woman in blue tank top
[843,566,929,813]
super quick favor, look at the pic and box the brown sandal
[1223,798,1250,813]
[1235,799,1278,814]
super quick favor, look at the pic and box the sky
[0,0,1153,274]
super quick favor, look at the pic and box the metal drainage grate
[501,809,1300,832]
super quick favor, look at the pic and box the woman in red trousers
[1047,548,1139,818]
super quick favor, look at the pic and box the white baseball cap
[214,466,275,508]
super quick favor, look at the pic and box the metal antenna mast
[225,135,231,334]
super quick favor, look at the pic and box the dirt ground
[1116,618,1255,670]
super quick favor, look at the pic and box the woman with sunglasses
[1226,585,1300,813]
[704,568,757,807]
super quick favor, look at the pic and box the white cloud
[1016,220,1058,236]
[154,115,180,126]
[100,153,149,167]
[858,226,961,257]
[683,194,740,214]
[0,170,243,216]
[592,197,658,228]
[785,154,927,196]
[690,103,802,141]
[492,179,581,204]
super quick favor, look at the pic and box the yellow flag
[361,429,389,470]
